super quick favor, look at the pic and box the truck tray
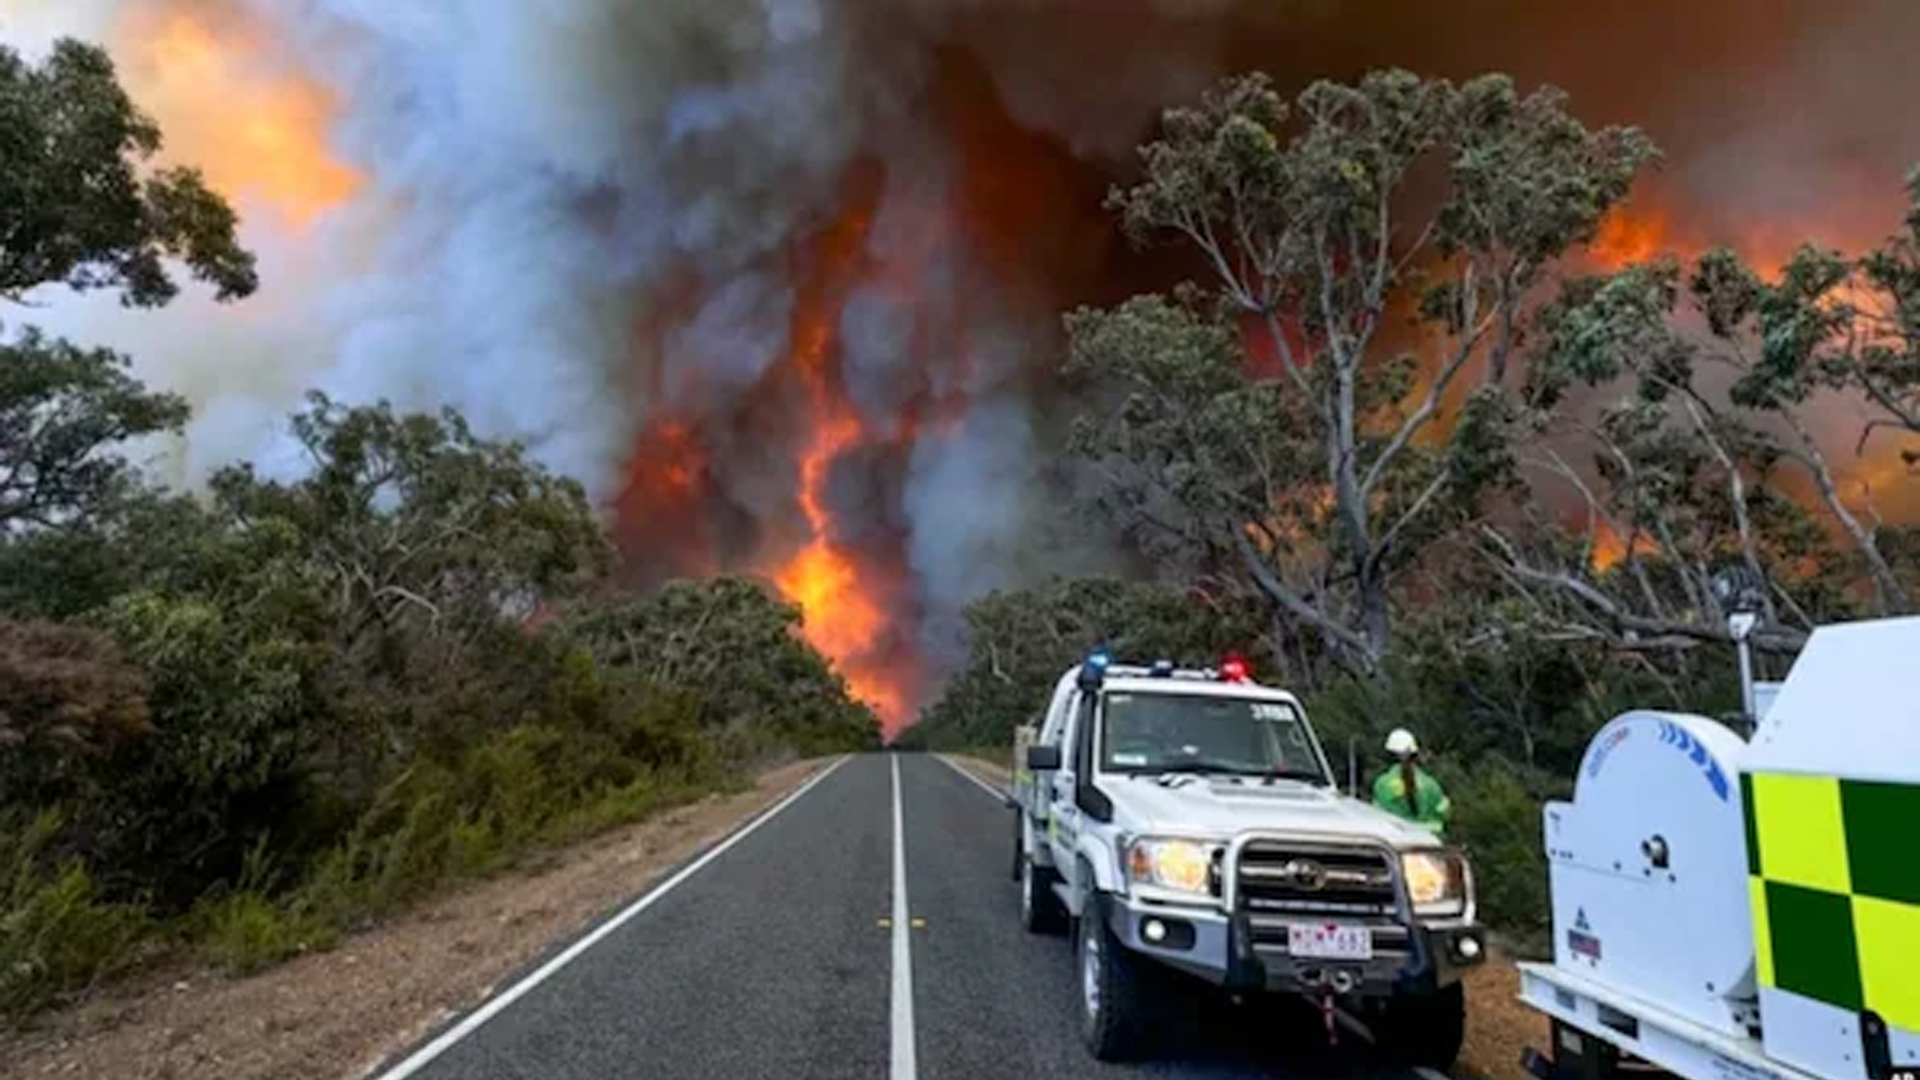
[1518,962,1804,1080]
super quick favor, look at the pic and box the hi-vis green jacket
[1371,766,1452,836]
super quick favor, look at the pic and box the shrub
[0,619,151,807]
[1435,755,1567,951]
[195,889,332,974]
[1,813,147,1018]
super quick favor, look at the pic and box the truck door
[1047,688,1094,876]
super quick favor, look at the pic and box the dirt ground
[949,754,1547,1080]
[0,758,832,1080]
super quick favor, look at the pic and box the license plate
[1287,922,1372,960]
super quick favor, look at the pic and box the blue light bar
[1078,648,1113,691]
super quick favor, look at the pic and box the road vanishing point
[367,753,1450,1080]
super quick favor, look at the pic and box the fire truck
[1008,651,1487,1065]
[1518,615,1920,1080]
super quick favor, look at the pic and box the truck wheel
[1374,981,1466,1070]
[1077,897,1148,1061]
[1018,852,1064,934]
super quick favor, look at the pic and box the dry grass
[1461,957,1548,1080]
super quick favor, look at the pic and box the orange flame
[112,3,360,230]
[766,187,910,727]
[1588,521,1658,572]
[1589,205,1672,271]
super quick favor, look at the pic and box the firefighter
[1372,728,1452,836]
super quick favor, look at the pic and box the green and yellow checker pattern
[1743,771,1920,1035]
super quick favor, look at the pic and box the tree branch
[1232,528,1372,666]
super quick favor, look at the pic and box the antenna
[1712,565,1766,726]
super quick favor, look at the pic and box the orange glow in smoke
[1590,205,1672,271]
[1588,521,1658,572]
[113,5,361,229]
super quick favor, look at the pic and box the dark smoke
[8,0,1917,715]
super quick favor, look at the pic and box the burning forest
[6,0,1920,734]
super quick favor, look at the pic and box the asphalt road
[371,753,1440,1080]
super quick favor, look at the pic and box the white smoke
[5,0,884,490]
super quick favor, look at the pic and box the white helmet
[1384,728,1419,757]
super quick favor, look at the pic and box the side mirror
[1027,745,1062,771]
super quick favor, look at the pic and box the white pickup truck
[1008,652,1487,1065]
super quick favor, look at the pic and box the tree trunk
[1787,411,1911,613]
[1358,565,1390,673]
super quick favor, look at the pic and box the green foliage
[0,394,876,1019]
[560,576,883,758]
[1520,233,1914,631]
[1083,69,1659,673]
[0,38,257,306]
[0,35,882,1023]
[77,590,326,908]
[195,889,331,975]
[0,329,192,532]
[1,812,147,1016]
[1436,758,1560,949]
[908,577,1264,750]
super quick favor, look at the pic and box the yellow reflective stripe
[1751,773,1852,894]
[1853,895,1920,1032]
[1750,876,1774,987]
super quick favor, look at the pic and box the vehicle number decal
[1111,752,1148,766]
[1251,703,1290,721]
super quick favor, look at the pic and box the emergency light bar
[1075,651,1255,689]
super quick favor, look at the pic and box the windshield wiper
[1148,760,1268,777]
[1261,767,1327,786]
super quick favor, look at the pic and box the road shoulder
[0,758,835,1080]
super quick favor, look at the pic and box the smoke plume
[3,0,1917,729]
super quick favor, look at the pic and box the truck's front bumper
[1100,893,1486,999]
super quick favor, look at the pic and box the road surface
[370,753,1442,1080]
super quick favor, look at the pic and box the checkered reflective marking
[1743,771,1920,1035]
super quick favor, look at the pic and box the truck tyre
[1374,981,1466,1070]
[1018,849,1065,934]
[1077,896,1148,1061]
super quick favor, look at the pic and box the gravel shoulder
[947,752,1548,1080]
[0,758,834,1080]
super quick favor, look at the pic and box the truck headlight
[1126,837,1216,895]
[1402,850,1469,918]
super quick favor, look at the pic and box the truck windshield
[1099,692,1327,784]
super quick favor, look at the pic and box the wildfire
[764,189,911,727]
[1590,205,1672,271]
[111,3,360,230]
[1588,521,1658,572]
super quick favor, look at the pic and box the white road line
[890,754,918,1080]
[935,753,1008,801]
[367,755,851,1080]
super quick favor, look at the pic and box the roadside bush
[0,386,881,1022]
[195,889,332,975]
[0,619,151,808]
[293,685,731,931]
[1435,757,1565,951]
[0,813,147,1016]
